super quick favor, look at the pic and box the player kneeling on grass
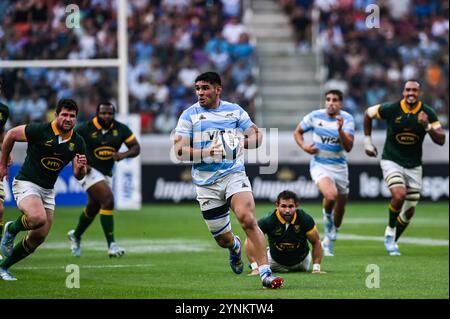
[0,99,87,281]
[245,190,325,275]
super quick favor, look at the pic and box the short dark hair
[56,99,78,115]
[195,72,222,86]
[276,190,299,205]
[96,102,116,114]
[405,79,421,88]
[325,89,343,101]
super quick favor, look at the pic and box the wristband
[312,264,321,272]
[363,136,372,147]
[364,136,375,151]
[425,123,432,132]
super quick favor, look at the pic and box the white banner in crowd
[114,114,142,210]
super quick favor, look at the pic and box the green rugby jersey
[258,209,316,266]
[373,99,440,168]
[15,121,86,189]
[0,102,9,132]
[75,117,135,176]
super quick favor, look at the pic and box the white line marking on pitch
[41,239,215,253]
[338,218,449,225]
[337,234,448,246]
[15,264,154,270]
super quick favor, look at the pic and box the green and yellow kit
[75,117,136,176]
[258,209,316,266]
[373,99,441,168]
[15,121,86,189]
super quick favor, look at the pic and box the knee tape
[386,172,405,188]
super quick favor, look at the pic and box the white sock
[385,226,396,237]
[323,208,333,220]
[231,236,240,254]
[258,264,272,280]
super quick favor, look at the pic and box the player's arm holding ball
[174,135,223,162]
[242,124,262,149]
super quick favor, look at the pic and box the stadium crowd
[280,0,448,130]
[0,0,257,133]
[0,0,448,133]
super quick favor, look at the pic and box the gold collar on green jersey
[275,209,298,225]
[400,99,422,115]
[93,116,114,130]
[51,121,73,141]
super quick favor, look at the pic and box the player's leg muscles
[395,168,422,241]
[214,231,234,248]
[89,181,117,248]
[85,193,101,217]
[88,181,114,210]
[333,194,348,228]
[316,177,338,210]
[26,209,54,250]
[15,195,47,230]
[230,192,268,265]
[73,192,100,239]
[0,206,52,270]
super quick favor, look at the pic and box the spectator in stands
[26,91,47,123]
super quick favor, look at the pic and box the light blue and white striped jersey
[299,109,355,168]
[175,100,254,186]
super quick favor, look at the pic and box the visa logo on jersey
[395,132,419,145]
[320,136,340,144]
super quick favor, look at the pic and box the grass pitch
[0,202,448,299]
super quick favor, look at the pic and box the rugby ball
[220,131,240,160]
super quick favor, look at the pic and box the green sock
[8,214,31,235]
[100,209,115,247]
[0,237,33,269]
[395,216,409,241]
[74,210,96,239]
[388,204,400,228]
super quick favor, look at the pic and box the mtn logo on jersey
[274,242,301,251]
[41,157,64,171]
[395,132,419,145]
[94,146,116,160]
[320,136,340,144]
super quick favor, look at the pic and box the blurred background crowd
[0,0,448,132]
